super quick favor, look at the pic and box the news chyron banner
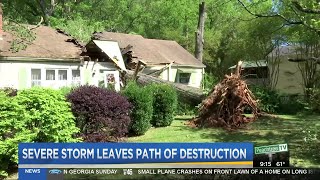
[18,142,253,179]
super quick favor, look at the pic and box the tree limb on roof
[147,61,175,76]
[121,44,133,55]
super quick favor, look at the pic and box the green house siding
[18,68,28,89]
[190,73,197,85]
[84,69,92,84]
[170,69,177,82]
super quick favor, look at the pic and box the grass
[128,114,320,168]
[5,114,320,180]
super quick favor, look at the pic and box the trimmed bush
[16,87,80,142]
[0,92,34,178]
[0,87,80,178]
[122,81,153,135]
[148,84,178,127]
[67,85,132,142]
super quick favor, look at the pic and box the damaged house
[85,32,206,89]
[1,10,204,91]
[0,25,125,91]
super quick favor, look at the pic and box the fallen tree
[109,57,205,105]
[191,61,260,129]
[124,70,205,105]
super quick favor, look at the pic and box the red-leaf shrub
[67,85,132,142]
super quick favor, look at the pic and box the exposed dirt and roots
[190,61,261,130]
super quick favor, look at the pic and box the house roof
[0,25,83,60]
[92,32,206,68]
[229,60,267,69]
[268,45,299,57]
[92,40,127,71]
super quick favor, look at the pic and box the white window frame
[71,69,81,86]
[31,69,42,87]
[29,67,81,88]
[177,72,191,84]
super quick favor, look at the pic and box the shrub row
[121,82,178,135]
[0,87,79,178]
[0,83,178,177]
[250,85,306,114]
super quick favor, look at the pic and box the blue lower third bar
[19,162,253,169]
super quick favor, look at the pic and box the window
[242,67,268,79]
[31,68,81,88]
[178,73,191,84]
[31,69,41,87]
[72,70,81,85]
[46,70,55,80]
[58,70,68,80]
[103,71,120,91]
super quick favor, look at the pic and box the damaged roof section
[0,25,83,60]
[90,31,206,68]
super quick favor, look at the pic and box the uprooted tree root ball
[191,61,260,129]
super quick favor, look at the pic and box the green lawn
[6,114,320,180]
[128,115,320,168]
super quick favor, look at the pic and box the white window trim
[30,67,82,88]
[177,72,191,84]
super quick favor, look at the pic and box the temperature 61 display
[276,162,286,167]
[253,144,290,168]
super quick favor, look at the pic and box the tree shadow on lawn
[187,116,320,167]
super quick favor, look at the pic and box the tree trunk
[194,1,206,62]
[124,70,205,105]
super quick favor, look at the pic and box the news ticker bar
[19,168,320,180]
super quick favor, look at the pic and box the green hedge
[148,84,178,127]
[17,87,80,142]
[250,85,306,114]
[0,87,80,178]
[0,92,33,177]
[123,82,153,135]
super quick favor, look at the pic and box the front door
[104,71,120,91]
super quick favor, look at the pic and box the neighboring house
[88,32,206,88]
[229,60,269,87]
[229,45,310,95]
[0,24,125,91]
